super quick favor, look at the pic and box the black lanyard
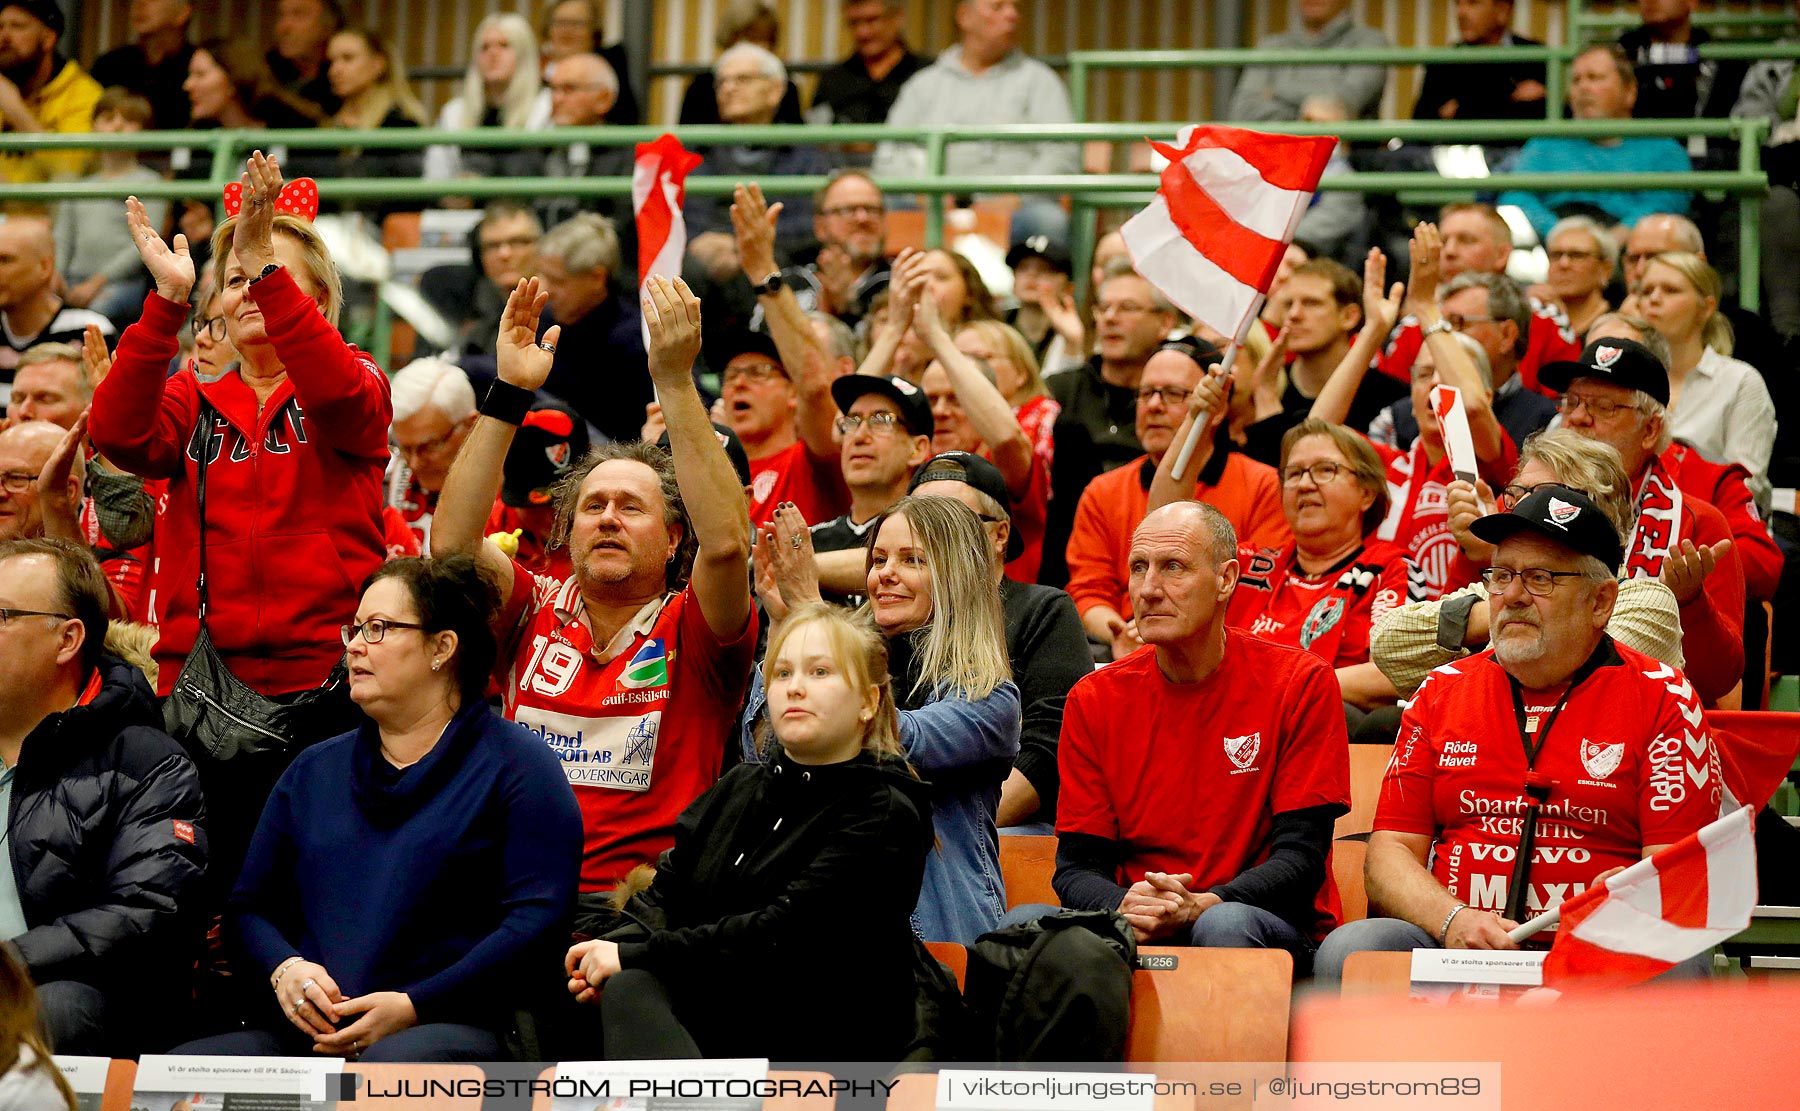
[1506,647,1606,770]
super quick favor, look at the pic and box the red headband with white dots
[222,178,320,220]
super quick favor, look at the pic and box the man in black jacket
[0,538,206,1053]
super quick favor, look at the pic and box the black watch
[248,263,282,286]
[752,271,783,297]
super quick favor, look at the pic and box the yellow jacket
[0,59,102,212]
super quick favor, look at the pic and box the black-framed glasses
[1479,567,1589,596]
[1557,392,1634,421]
[835,412,902,436]
[1501,481,1577,506]
[190,315,225,341]
[1547,249,1603,263]
[394,424,463,459]
[1281,460,1347,487]
[0,607,73,626]
[820,204,884,220]
[0,470,35,494]
[1444,313,1497,330]
[722,361,786,385]
[1136,385,1190,406]
[341,619,427,646]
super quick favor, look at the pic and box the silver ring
[537,341,557,352]
[290,1003,300,1014]
[294,997,308,1009]
[791,535,802,549]
[301,979,315,992]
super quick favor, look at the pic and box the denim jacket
[739,670,1021,945]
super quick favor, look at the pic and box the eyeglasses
[549,81,603,94]
[1557,392,1635,421]
[0,470,36,494]
[1479,567,1590,596]
[1095,300,1154,317]
[1136,385,1191,406]
[340,619,427,646]
[1280,460,1348,487]
[820,203,884,220]
[1444,313,1497,330]
[0,607,72,626]
[835,412,903,436]
[190,315,226,341]
[1547,249,1603,263]
[395,425,463,460]
[722,361,786,385]
[479,235,536,255]
[1500,480,1574,506]
[1623,251,1660,269]
[716,73,775,88]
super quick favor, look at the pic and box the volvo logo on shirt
[1223,731,1262,771]
[621,637,670,689]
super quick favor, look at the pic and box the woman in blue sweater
[175,555,582,1061]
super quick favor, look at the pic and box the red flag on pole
[633,134,703,288]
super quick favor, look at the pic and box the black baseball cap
[1537,337,1669,407]
[502,401,590,508]
[712,329,785,377]
[1469,484,1625,571]
[908,450,1023,560]
[1,0,63,35]
[1005,233,1073,276]
[830,373,934,438]
[656,422,753,487]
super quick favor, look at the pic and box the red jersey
[1058,631,1351,938]
[1376,302,1580,396]
[1001,453,1050,583]
[380,506,420,558]
[1016,393,1060,479]
[748,440,846,527]
[1226,540,1414,669]
[499,564,757,889]
[79,496,148,617]
[1377,639,1724,920]
[1374,436,1516,600]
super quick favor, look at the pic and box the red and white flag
[1120,124,1337,339]
[1539,805,1756,988]
[633,133,703,290]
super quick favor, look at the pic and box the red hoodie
[88,274,391,696]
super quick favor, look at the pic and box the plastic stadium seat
[1127,947,1292,1063]
[1331,838,1368,923]
[925,940,967,990]
[999,834,1059,908]
[1334,744,1393,839]
[101,1059,136,1111]
[1339,950,1413,996]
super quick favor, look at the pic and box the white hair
[551,52,619,99]
[390,358,476,424]
[715,41,786,85]
[1548,215,1621,272]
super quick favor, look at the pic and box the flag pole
[1508,905,1560,945]
[1168,290,1266,479]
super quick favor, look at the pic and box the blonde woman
[955,319,1060,474]
[424,13,553,181]
[567,603,933,1061]
[1635,250,1776,509]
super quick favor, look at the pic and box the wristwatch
[248,263,282,286]
[1421,318,1455,339]
[752,271,783,297]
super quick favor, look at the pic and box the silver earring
[431,660,442,671]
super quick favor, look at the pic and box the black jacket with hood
[4,652,208,1006]
[617,748,933,1061]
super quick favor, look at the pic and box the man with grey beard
[1314,485,1724,981]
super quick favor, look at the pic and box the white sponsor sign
[1410,948,1545,986]
[133,1055,342,1103]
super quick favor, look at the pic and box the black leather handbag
[161,404,355,762]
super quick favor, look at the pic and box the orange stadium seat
[101,1059,136,1111]
[1330,838,1368,923]
[1338,950,1413,996]
[1335,744,1393,839]
[925,940,967,990]
[999,834,1059,908]
[1126,947,1292,1063]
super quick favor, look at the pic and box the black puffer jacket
[6,654,208,994]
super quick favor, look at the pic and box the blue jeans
[175,1022,502,1063]
[1003,902,1317,974]
[1313,916,1715,984]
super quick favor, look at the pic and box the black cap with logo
[908,450,1023,560]
[1469,484,1625,572]
[1006,233,1073,276]
[1536,336,1670,407]
[656,422,753,487]
[830,373,934,438]
[502,401,590,508]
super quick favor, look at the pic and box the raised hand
[233,150,284,273]
[1037,287,1085,349]
[1446,478,1496,562]
[495,277,558,390]
[642,274,703,385]
[1661,538,1732,605]
[80,324,112,390]
[1363,246,1404,339]
[729,182,782,282]
[1406,221,1443,317]
[127,196,193,303]
[767,502,823,610]
[33,412,87,541]
[886,248,925,330]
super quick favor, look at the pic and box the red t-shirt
[1058,631,1351,937]
[1227,540,1413,669]
[1376,303,1581,396]
[1374,436,1516,600]
[748,440,846,527]
[1377,640,1724,920]
[499,565,757,890]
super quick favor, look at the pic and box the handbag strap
[193,400,213,624]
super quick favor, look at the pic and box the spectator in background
[1536,215,1618,340]
[1619,212,1782,379]
[684,45,831,262]
[0,0,101,211]
[91,0,195,130]
[1227,0,1390,121]
[184,37,323,135]
[679,0,804,126]
[265,0,341,118]
[424,13,552,183]
[421,203,542,358]
[1412,0,1546,122]
[809,374,933,558]
[1068,338,1288,662]
[1735,32,1800,338]
[1004,234,1085,377]
[809,0,925,164]
[0,538,207,1055]
[536,0,641,125]
[385,357,478,553]
[534,213,650,446]
[1620,0,1747,133]
[323,27,426,186]
[770,170,892,328]
[539,52,633,231]
[873,0,1080,188]
[0,219,114,390]
[956,318,1059,475]
[54,88,162,325]
[1041,261,1178,586]
[1499,45,1691,241]
[1292,94,1367,264]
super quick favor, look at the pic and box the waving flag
[1537,806,1756,988]
[633,134,703,289]
[1120,125,1337,338]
